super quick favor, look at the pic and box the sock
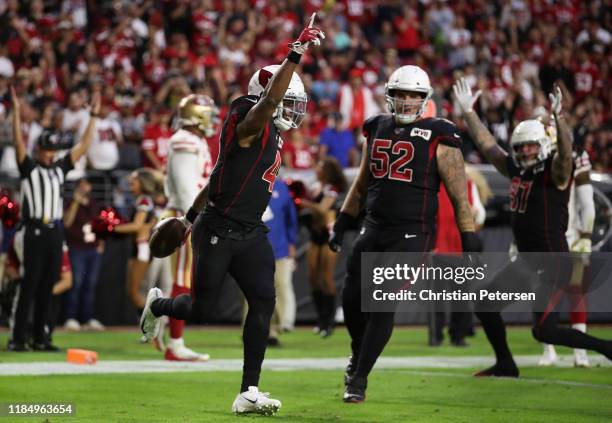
[475,312,514,363]
[343,287,367,360]
[169,285,190,338]
[312,290,324,328]
[355,312,395,378]
[151,294,192,320]
[241,296,275,393]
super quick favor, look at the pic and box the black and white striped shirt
[18,155,74,223]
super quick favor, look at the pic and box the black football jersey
[506,155,572,252]
[362,115,461,234]
[203,95,282,231]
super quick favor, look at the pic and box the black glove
[329,212,357,253]
[460,232,482,253]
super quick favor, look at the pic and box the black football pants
[12,224,63,345]
[152,219,276,392]
[343,225,434,380]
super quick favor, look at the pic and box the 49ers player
[157,94,216,361]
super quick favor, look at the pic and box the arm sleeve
[470,181,486,226]
[436,119,462,148]
[167,150,201,212]
[17,155,36,177]
[55,154,75,176]
[575,183,595,234]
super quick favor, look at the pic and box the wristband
[287,50,302,64]
[185,207,199,224]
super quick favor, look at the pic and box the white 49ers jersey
[566,149,592,243]
[165,128,213,212]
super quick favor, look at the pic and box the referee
[8,87,100,351]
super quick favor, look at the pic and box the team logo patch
[210,235,218,245]
[410,128,432,140]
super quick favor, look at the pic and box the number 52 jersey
[363,115,461,234]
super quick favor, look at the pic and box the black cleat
[343,375,367,403]
[7,341,29,352]
[344,355,357,385]
[267,337,281,347]
[451,337,468,347]
[30,342,61,352]
[474,361,519,378]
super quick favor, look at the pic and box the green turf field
[1,326,611,422]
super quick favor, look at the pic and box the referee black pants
[12,224,63,345]
[343,225,433,380]
[152,219,276,392]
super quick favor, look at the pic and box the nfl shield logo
[210,235,218,245]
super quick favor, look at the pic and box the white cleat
[140,288,163,342]
[538,344,558,366]
[574,349,590,368]
[231,386,281,415]
[64,319,81,331]
[83,319,105,331]
[165,338,209,361]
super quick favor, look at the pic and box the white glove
[571,237,591,254]
[549,85,562,115]
[452,77,482,113]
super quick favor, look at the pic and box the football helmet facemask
[177,94,218,137]
[248,65,307,132]
[385,65,433,124]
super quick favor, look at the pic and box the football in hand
[149,217,188,258]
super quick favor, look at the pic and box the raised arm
[10,86,26,165]
[236,15,324,147]
[70,92,100,164]
[549,85,573,189]
[453,78,509,177]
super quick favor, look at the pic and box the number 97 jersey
[363,115,461,234]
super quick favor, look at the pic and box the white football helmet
[385,65,433,124]
[510,119,552,168]
[248,65,307,131]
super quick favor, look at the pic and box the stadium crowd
[0,0,610,179]
[0,0,610,336]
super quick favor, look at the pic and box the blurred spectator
[319,112,358,168]
[282,129,314,170]
[300,158,347,338]
[63,177,105,332]
[87,101,122,172]
[141,107,172,172]
[339,69,380,132]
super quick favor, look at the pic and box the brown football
[149,217,188,258]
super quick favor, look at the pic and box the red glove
[289,27,325,54]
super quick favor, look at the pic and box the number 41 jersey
[205,95,282,229]
[363,115,461,234]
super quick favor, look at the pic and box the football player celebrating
[539,125,595,367]
[140,16,324,415]
[157,94,216,362]
[453,78,612,377]
[329,66,480,403]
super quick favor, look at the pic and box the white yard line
[0,355,610,381]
